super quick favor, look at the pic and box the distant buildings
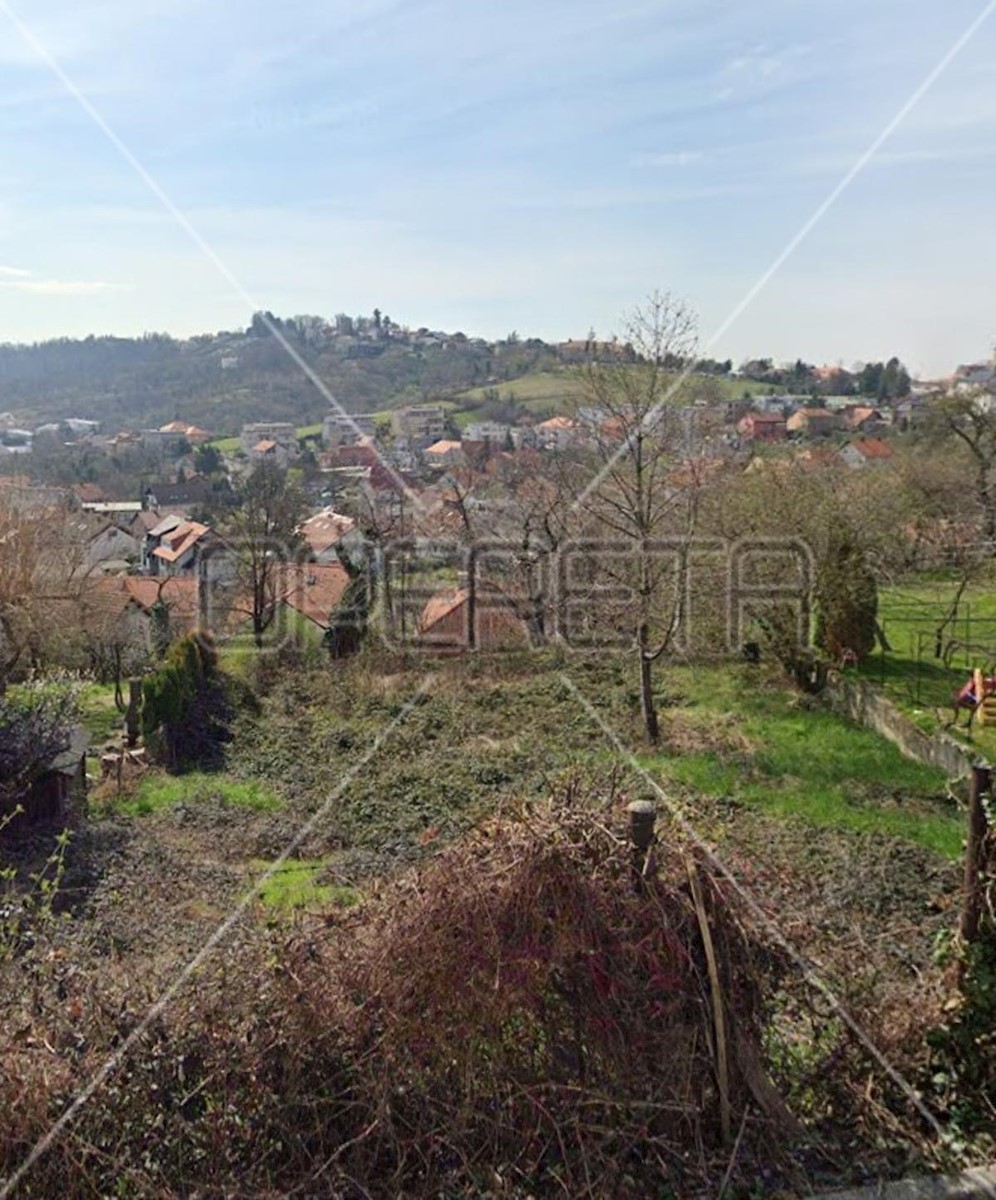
[785,408,840,437]
[839,438,893,469]
[463,421,511,444]
[737,412,787,443]
[391,405,446,447]
[322,411,377,446]
[424,439,465,469]
[240,422,298,463]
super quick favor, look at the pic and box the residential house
[249,438,289,469]
[536,415,580,451]
[391,405,446,447]
[158,421,212,444]
[144,476,214,509]
[843,405,886,433]
[145,515,214,575]
[298,507,359,565]
[785,408,840,437]
[239,422,298,459]
[416,585,530,653]
[737,412,787,442]
[424,439,465,469]
[464,421,512,445]
[81,574,201,650]
[894,396,928,431]
[276,562,352,635]
[839,438,893,469]
[322,411,377,446]
[319,438,381,472]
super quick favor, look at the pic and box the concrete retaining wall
[825,674,980,779]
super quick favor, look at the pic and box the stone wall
[825,673,980,779]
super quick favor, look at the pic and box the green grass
[252,859,359,912]
[112,772,283,816]
[208,435,240,453]
[78,683,122,744]
[857,575,996,756]
[641,664,962,858]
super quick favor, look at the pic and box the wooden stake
[959,763,992,947]
[688,859,731,1146]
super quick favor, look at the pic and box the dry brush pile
[0,799,842,1197]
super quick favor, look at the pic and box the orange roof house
[298,508,357,562]
[277,563,352,629]
[839,437,893,469]
[416,584,531,653]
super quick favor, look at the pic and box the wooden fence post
[626,800,656,893]
[959,763,992,947]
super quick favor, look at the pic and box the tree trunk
[639,643,660,744]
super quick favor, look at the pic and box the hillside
[0,320,568,434]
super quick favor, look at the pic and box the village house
[276,562,352,636]
[144,515,214,575]
[391,405,446,447]
[239,422,298,461]
[416,584,531,653]
[322,411,377,447]
[843,405,886,434]
[737,411,787,442]
[536,415,580,451]
[298,507,360,565]
[839,438,893,469]
[785,408,840,438]
[81,574,201,651]
[424,439,465,469]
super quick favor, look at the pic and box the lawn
[856,575,996,756]
[251,858,359,912]
[640,663,961,858]
[78,682,122,744]
[106,771,284,817]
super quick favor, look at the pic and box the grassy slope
[223,653,957,866]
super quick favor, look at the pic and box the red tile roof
[299,509,356,557]
[849,437,892,460]
[277,563,351,627]
[151,520,210,563]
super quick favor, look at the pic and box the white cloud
[0,264,32,277]
[0,277,131,295]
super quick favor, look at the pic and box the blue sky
[1,0,995,376]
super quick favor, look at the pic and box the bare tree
[570,291,700,743]
[225,463,308,648]
[928,389,996,544]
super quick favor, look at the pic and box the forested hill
[0,314,565,433]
